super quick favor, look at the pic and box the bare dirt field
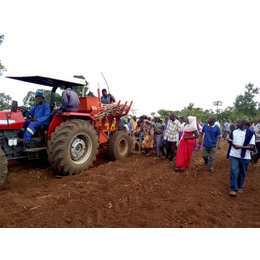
[1,140,259,228]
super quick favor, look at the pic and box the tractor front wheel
[0,149,8,185]
[108,131,131,160]
[47,119,99,176]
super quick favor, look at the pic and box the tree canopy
[0,35,6,75]
[22,89,62,110]
[72,75,89,97]
[233,83,259,118]
[1,81,260,123]
[0,92,12,110]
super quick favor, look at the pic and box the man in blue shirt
[199,116,222,172]
[18,92,50,144]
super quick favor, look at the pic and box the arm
[108,93,116,102]
[60,90,69,111]
[232,144,255,150]
[185,130,199,140]
[199,132,204,144]
[217,135,222,149]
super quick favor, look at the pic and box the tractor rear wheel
[108,131,131,160]
[0,148,8,185]
[47,119,98,176]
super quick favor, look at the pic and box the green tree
[73,75,89,97]
[233,83,259,118]
[0,35,7,75]
[22,89,61,109]
[213,101,223,115]
[0,92,12,110]
[157,109,173,118]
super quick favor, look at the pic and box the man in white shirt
[227,118,255,196]
[163,113,181,163]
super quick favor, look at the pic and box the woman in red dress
[175,116,199,172]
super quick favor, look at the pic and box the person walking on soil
[251,118,260,164]
[227,118,255,196]
[163,113,182,163]
[131,116,137,136]
[199,116,222,172]
[175,116,199,172]
[223,119,230,141]
[141,118,154,156]
[153,112,164,157]
[127,116,132,135]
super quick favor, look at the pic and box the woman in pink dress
[175,116,199,172]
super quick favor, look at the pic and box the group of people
[127,113,259,196]
[17,87,259,196]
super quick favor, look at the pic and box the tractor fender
[47,112,96,141]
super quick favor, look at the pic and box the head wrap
[184,116,197,132]
[154,112,161,118]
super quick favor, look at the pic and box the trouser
[229,156,250,191]
[166,141,176,161]
[160,142,166,156]
[155,133,163,156]
[251,142,260,163]
[202,146,217,171]
[17,120,45,143]
[223,130,230,141]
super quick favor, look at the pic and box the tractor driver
[18,92,51,145]
[101,89,116,104]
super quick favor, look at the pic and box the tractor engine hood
[0,110,25,130]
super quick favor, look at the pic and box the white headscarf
[154,112,161,118]
[184,116,197,132]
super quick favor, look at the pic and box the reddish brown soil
[0,140,259,228]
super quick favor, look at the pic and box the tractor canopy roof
[5,74,86,88]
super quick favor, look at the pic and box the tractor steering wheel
[17,107,34,120]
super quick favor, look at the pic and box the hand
[31,116,37,122]
[218,145,221,149]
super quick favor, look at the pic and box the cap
[35,92,45,99]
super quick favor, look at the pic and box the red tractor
[0,75,133,185]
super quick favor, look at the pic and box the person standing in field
[251,118,260,164]
[175,116,199,171]
[163,113,182,163]
[199,116,222,172]
[227,118,255,196]
[153,112,164,157]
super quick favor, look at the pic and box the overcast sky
[1,0,260,117]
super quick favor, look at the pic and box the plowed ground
[0,140,259,228]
